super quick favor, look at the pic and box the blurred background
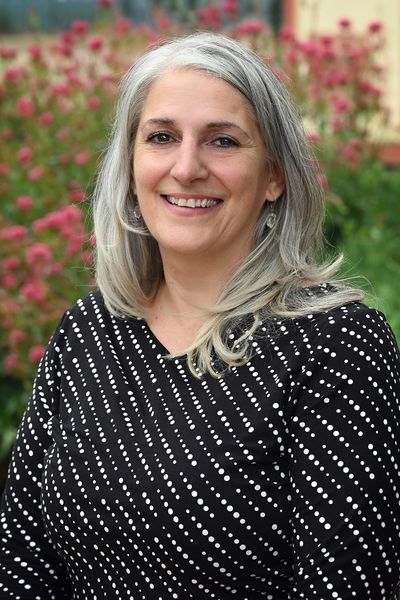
[1,0,399,488]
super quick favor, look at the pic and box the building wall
[293,0,400,135]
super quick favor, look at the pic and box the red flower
[16,195,33,210]
[3,256,21,269]
[2,273,17,288]
[4,354,18,371]
[97,0,112,5]
[28,346,46,364]
[4,67,23,82]
[16,96,35,117]
[71,20,90,34]
[87,36,104,51]
[17,147,33,162]
[87,95,101,109]
[368,21,382,33]
[222,0,239,16]
[279,26,295,42]
[28,45,42,59]
[338,18,351,29]
[235,20,264,34]
[38,111,54,125]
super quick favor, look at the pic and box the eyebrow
[140,117,251,138]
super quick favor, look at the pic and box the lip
[161,192,223,200]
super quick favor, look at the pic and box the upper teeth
[166,196,219,208]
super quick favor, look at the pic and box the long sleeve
[0,314,72,599]
[288,305,400,599]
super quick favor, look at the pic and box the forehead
[139,67,258,124]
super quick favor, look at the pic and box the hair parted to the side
[93,31,362,377]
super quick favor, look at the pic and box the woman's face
[133,68,283,266]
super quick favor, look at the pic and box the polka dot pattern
[1,288,399,599]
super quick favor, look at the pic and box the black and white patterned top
[1,288,399,599]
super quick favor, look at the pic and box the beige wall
[295,0,400,137]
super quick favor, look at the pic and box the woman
[1,33,399,599]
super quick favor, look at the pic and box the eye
[212,136,239,148]
[147,131,174,144]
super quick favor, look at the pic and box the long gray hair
[93,32,362,377]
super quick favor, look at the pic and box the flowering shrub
[0,4,389,460]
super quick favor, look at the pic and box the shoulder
[301,300,398,353]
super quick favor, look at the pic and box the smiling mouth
[163,195,222,208]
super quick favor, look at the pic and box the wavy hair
[93,32,362,377]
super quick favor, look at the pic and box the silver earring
[132,199,142,223]
[266,202,277,229]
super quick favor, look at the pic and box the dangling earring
[266,202,277,229]
[133,203,142,223]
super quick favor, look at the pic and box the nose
[169,139,209,183]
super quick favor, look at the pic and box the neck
[156,251,239,315]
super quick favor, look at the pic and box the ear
[264,165,285,202]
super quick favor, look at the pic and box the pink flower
[2,273,17,288]
[75,151,91,165]
[16,195,34,210]
[57,127,70,141]
[299,40,318,55]
[4,354,18,371]
[16,96,34,117]
[87,95,101,109]
[71,20,90,34]
[3,256,21,269]
[368,21,382,33]
[0,225,28,240]
[28,345,46,364]
[28,45,42,59]
[97,0,112,5]
[279,26,295,41]
[4,67,23,82]
[21,280,46,303]
[38,111,54,125]
[26,242,53,265]
[9,330,26,346]
[113,18,132,33]
[235,19,264,34]
[70,190,87,203]
[332,96,350,113]
[87,36,104,52]
[222,0,239,16]
[28,165,45,181]
[17,147,33,162]
[50,83,70,96]
[338,18,351,29]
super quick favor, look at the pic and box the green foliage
[325,160,400,339]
